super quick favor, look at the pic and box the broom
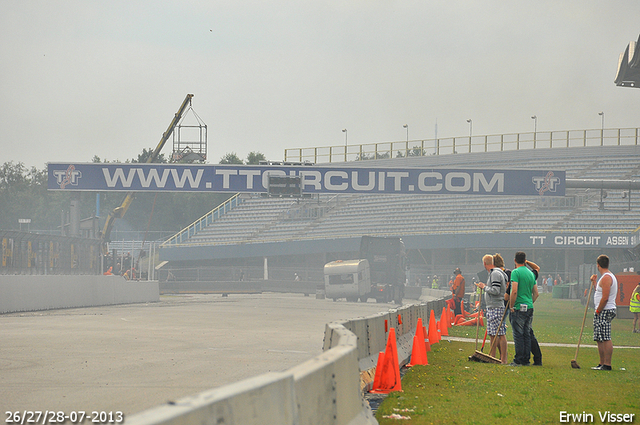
[469,305,507,364]
[571,281,594,369]
[480,328,488,351]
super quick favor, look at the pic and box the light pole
[531,115,537,148]
[599,112,605,146]
[342,128,347,161]
[466,119,472,152]
[403,124,408,142]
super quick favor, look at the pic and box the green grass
[375,294,640,424]
[451,294,638,347]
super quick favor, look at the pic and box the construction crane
[100,94,194,254]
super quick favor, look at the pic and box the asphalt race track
[0,293,396,416]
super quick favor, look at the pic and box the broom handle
[475,305,481,350]
[488,305,509,355]
[574,282,594,360]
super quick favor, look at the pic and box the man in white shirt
[590,254,618,371]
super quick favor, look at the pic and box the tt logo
[54,165,82,189]
[532,171,560,195]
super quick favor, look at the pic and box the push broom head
[571,359,580,369]
[468,350,501,364]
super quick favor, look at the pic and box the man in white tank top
[589,254,618,371]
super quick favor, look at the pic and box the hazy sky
[2,1,639,169]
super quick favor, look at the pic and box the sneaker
[533,362,543,366]
[507,362,521,367]
[600,365,612,371]
[591,364,602,370]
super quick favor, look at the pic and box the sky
[1,1,639,169]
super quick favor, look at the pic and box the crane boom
[100,94,194,252]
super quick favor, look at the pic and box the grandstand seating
[164,145,640,247]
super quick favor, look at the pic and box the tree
[0,161,75,232]
[246,151,266,165]
[133,148,167,164]
[219,152,243,164]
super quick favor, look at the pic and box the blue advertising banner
[47,163,565,196]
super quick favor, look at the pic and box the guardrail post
[618,128,621,146]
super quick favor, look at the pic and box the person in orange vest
[451,268,465,316]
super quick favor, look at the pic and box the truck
[324,259,371,302]
[323,236,408,303]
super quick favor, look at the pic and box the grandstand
[159,143,640,282]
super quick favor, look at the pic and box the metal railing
[162,193,243,246]
[284,127,640,163]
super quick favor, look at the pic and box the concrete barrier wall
[127,295,448,425]
[127,324,374,425]
[0,275,159,314]
[159,280,318,296]
[1,278,446,424]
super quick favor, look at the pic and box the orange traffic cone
[370,351,385,392]
[370,328,402,393]
[447,304,454,326]
[423,325,431,352]
[408,318,429,366]
[428,309,440,344]
[407,335,428,366]
[440,307,449,336]
[446,298,455,310]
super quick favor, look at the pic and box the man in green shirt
[508,251,539,366]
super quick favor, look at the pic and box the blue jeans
[510,309,534,365]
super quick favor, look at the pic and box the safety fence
[127,292,449,425]
[284,127,640,163]
[1,230,101,275]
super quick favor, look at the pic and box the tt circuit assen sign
[528,231,640,248]
[48,163,565,197]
